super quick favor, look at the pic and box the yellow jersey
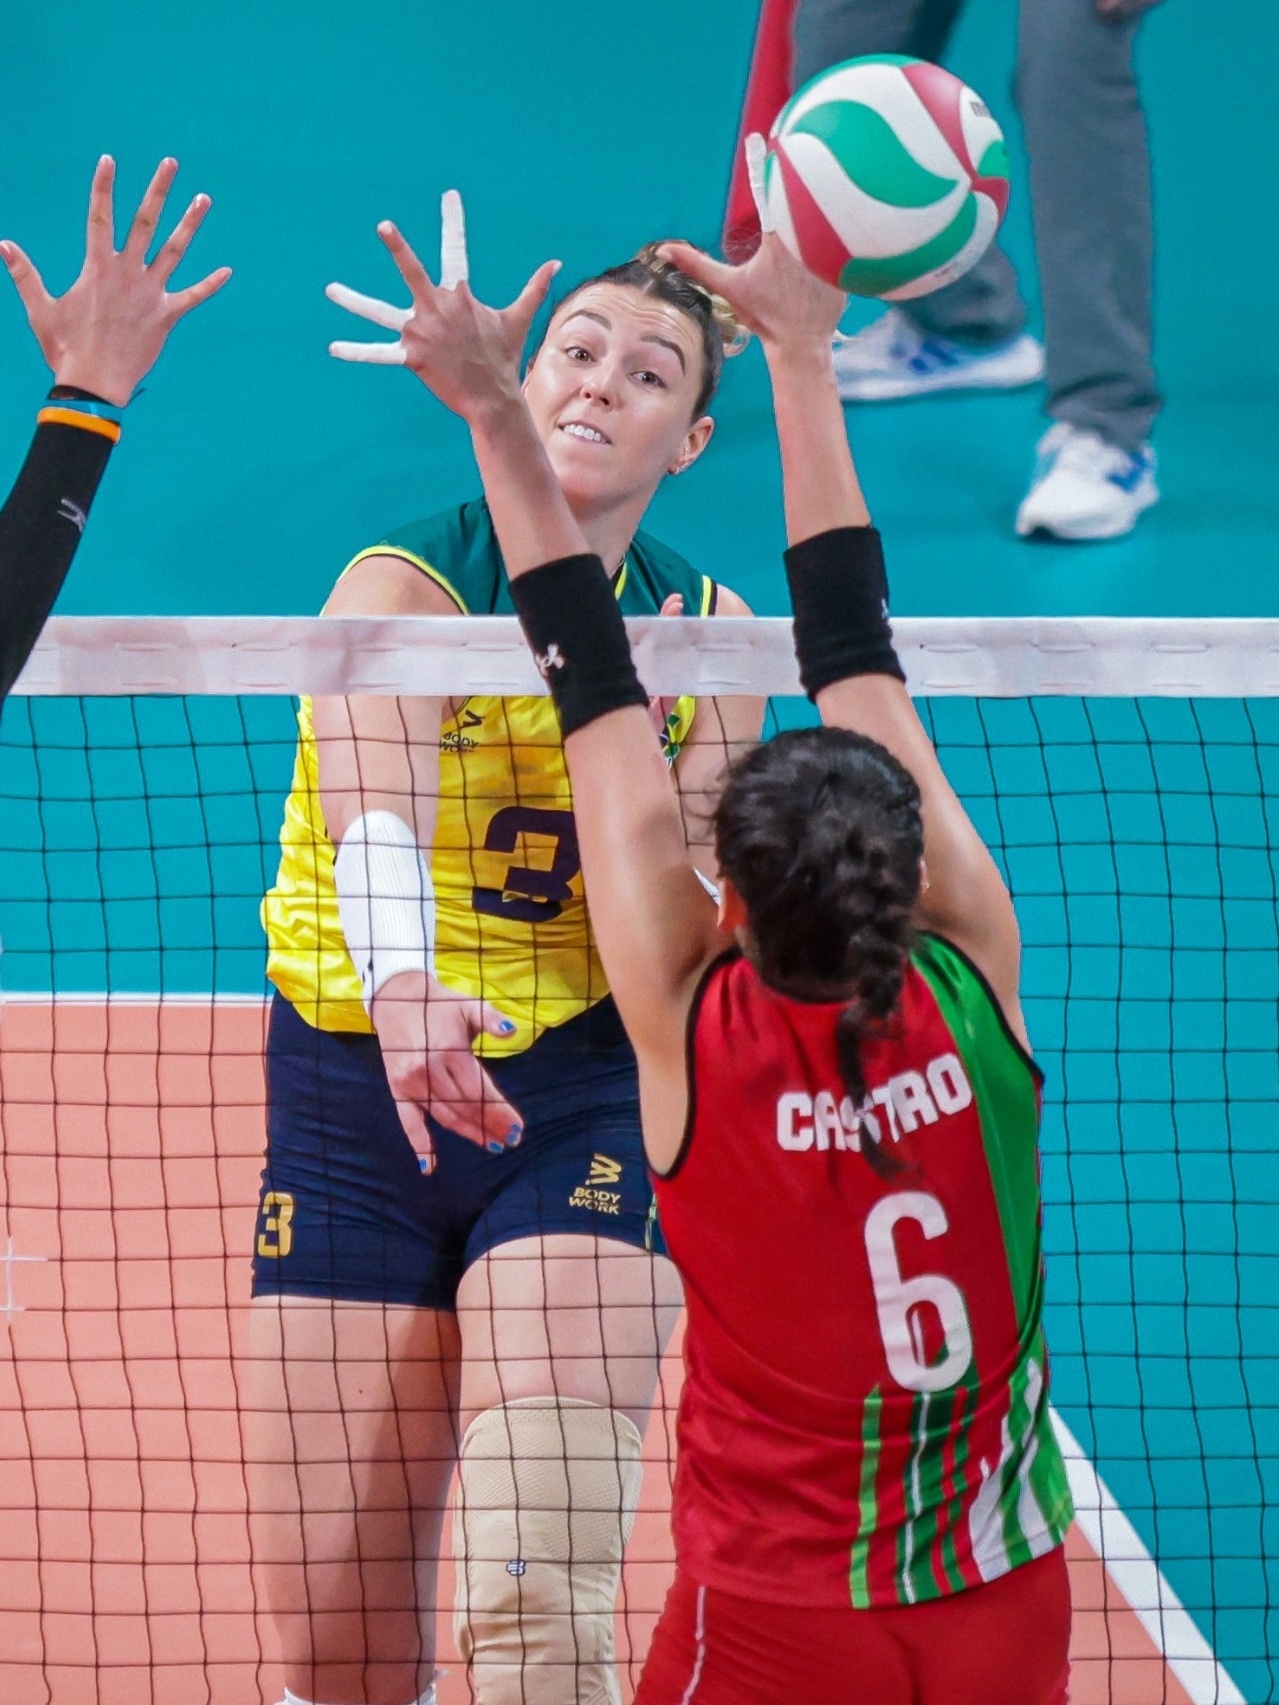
[262,498,715,1054]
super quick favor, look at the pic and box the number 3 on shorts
[865,1191,974,1393]
[257,1191,295,1259]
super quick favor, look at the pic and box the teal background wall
[1,0,1276,620]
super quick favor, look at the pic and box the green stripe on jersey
[897,1391,930,1602]
[912,935,1073,1573]
[849,1389,883,1609]
[1021,1335,1074,1558]
[936,1385,974,1595]
[1001,1345,1041,1573]
[911,934,1042,1319]
[900,1389,947,1603]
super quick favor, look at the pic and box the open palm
[0,156,231,407]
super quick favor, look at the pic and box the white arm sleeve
[333,809,437,1011]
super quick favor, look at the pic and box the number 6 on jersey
[865,1191,974,1393]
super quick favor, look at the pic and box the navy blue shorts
[251,993,666,1309]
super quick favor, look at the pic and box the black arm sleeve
[0,418,115,705]
[783,526,905,700]
[508,553,649,737]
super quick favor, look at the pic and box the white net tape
[16,615,1279,698]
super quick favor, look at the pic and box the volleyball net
[0,615,1273,1704]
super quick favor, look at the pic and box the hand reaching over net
[326,189,560,425]
[0,155,230,709]
[0,155,231,407]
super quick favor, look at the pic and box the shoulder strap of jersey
[653,945,744,1184]
[627,528,716,616]
[911,932,1043,1089]
[335,497,513,614]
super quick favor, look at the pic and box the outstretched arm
[467,402,724,1064]
[663,224,1025,1038]
[327,202,723,1078]
[0,156,230,706]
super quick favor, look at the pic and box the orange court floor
[0,999,1193,1704]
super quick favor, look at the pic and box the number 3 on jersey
[865,1191,974,1394]
[471,806,581,924]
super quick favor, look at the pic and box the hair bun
[634,240,751,358]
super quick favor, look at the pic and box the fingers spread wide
[325,280,411,331]
[328,338,407,365]
[168,266,233,319]
[0,241,50,314]
[506,258,561,338]
[745,133,777,235]
[151,192,214,283]
[85,154,117,258]
[439,189,468,292]
[377,219,435,300]
[125,156,180,258]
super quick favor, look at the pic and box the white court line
[0,1235,46,1327]
[1052,1409,1245,1705]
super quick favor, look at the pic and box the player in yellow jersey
[248,203,761,1705]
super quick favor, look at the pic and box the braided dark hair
[541,242,748,419]
[713,727,923,1175]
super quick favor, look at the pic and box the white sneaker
[832,309,1045,402]
[1015,424,1159,541]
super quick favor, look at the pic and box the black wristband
[508,553,649,737]
[48,384,116,405]
[783,526,905,700]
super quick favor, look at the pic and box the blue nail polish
[487,1138,505,1154]
[507,1124,523,1147]
[499,1019,517,1035]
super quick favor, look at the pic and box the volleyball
[762,55,1010,299]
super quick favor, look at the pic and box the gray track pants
[794,0,1161,448]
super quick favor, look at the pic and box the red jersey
[651,934,1071,1609]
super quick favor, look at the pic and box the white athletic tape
[439,188,468,291]
[325,278,410,364]
[325,280,411,331]
[745,132,776,234]
[333,809,437,1007]
[328,338,407,365]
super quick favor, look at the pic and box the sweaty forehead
[552,283,703,364]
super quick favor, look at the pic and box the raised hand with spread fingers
[0,155,230,708]
[1,154,231,407]
[326,189,560,424]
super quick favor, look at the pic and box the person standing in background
[726,0,1164,542]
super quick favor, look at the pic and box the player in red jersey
[389,168,1073,1704]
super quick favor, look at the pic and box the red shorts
[635,1546,1071,1705]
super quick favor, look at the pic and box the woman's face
[523,282,715,518]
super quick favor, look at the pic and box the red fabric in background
[722,0,800,259]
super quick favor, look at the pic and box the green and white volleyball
[764,55,1010,299]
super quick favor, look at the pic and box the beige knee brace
[453,1397,644,1705]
